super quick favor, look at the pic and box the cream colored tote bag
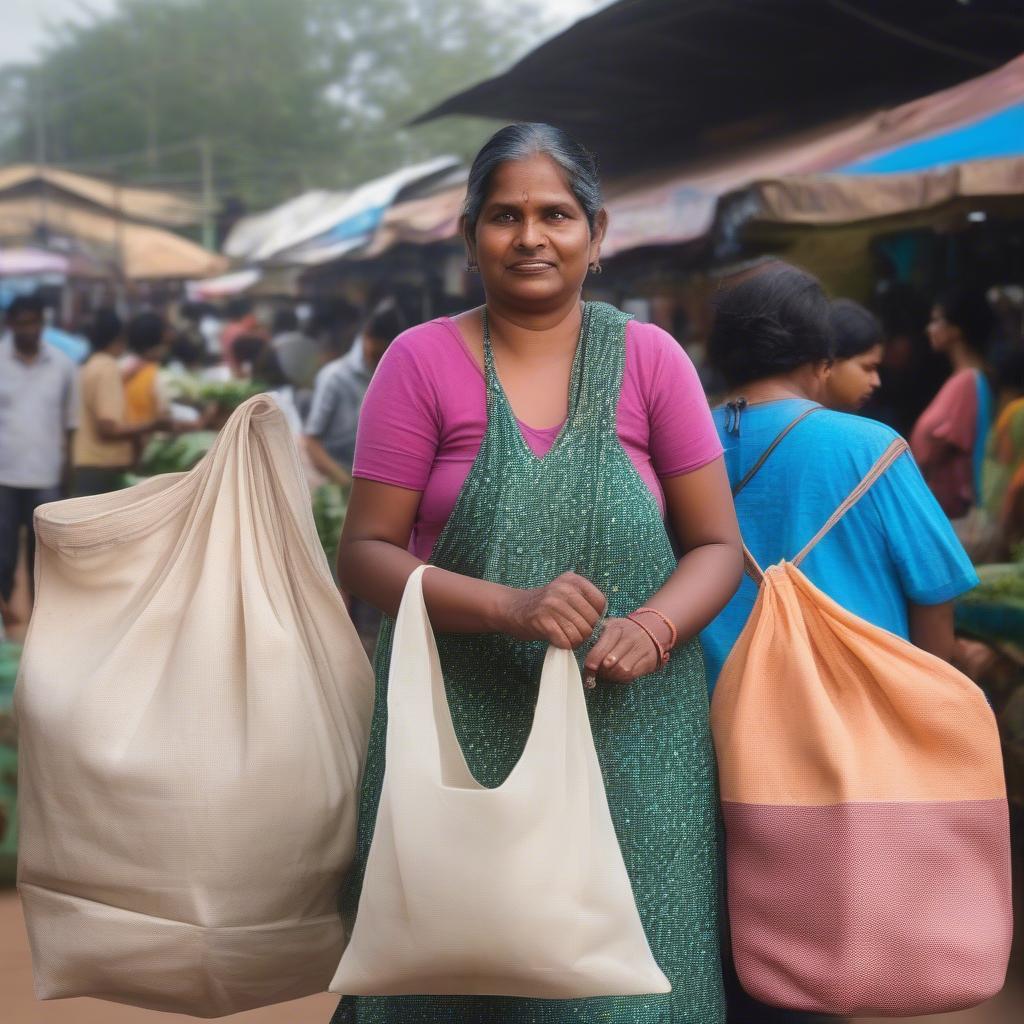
[331,564,669,998]
[17,396,374,1018]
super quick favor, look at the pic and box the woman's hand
[500,572,606,650]
[583,617,664,686]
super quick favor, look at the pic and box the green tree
[2,0,548,213]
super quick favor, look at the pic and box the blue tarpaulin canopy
[842,102,1024,175]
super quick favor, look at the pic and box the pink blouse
[910,368,978,518]
[353,317,722,560]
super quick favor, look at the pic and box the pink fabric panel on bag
[723,799,1013,1017]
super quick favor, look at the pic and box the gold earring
[590,261,603,275]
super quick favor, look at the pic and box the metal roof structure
[415,0,1024,177]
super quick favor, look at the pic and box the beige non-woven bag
[16,395,374,1018]
[331,564,670,999]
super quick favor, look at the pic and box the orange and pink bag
[711,411,1013,1017]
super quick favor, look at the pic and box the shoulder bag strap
[730,404,823,582]
[732,406,823,497]
[791,438,908,568]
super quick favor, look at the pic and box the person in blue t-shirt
[701,262,978,694]
[703,261,979,1024]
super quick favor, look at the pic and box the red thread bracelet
[630,607,678,651]
[626,613,669,666]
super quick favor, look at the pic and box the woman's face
[825,343,884,411]
[927,305,958,353]
[467,153,604,311]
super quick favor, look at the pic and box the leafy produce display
[140,431,219,476]
[164,374,264,411]
[955,562,1024,646]
[0,641,20,885]
[119,431,219,489]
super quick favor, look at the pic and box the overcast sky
[0,0,601,69]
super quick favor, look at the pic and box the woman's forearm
[637,540,744,644]
[337,538,511,633]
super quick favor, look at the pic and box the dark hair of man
[6,293,46,321]
[88,307,123,352]
[233,334,267,368]
[936,286,994,356]
[253,346,289,388]
[180,300,205,324]
[364,297,406,348]
[829,298,884,360]
[168,333,204,368]
[310,297,361,355]
[272,308,299,335]
[462,122,602,235]
[226,297,253,321]
[708,261,835,388]
[127,311,165,356]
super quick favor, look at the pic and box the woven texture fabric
[721,798,1012,1016]
[711,448,1013,1016]
[334,302,725,1023]
[331,565,670,998]
[17,396,374,1017]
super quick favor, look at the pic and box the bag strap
[732,406,823,497]
[791,438,908,567]
[732,405,823,583]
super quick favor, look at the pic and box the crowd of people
[0,290,406,632]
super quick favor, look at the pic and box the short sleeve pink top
[353,317,722,560]
[910,368,979,518]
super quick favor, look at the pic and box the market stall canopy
[841,102,1024,174]
[413,0,1024,178]
[600,51,1024,258]
[363,182,467,257]
[746,156,1024,227]
[0,246,106,279]
[0,164,201,227]
[186,265,302,300]
[222,190,342,262]
[0,196,226,280]
[223,156,462,264]
[185,268,262,300]
[0,247,69,277]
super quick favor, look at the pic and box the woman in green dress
[332,123,742,1023]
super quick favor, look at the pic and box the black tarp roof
[414,0,1024,177]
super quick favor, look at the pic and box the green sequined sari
[333,302,725,1023]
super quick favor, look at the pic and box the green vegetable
[138,431,218,476]
[197,380,264,410]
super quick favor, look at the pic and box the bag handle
[791,438,908,567]
[731,405,823,582]
[388,565,585,792]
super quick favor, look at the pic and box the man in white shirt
[0,294,78,626]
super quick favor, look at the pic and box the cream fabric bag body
[331,564,670,998]
[17,396,374,1017]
